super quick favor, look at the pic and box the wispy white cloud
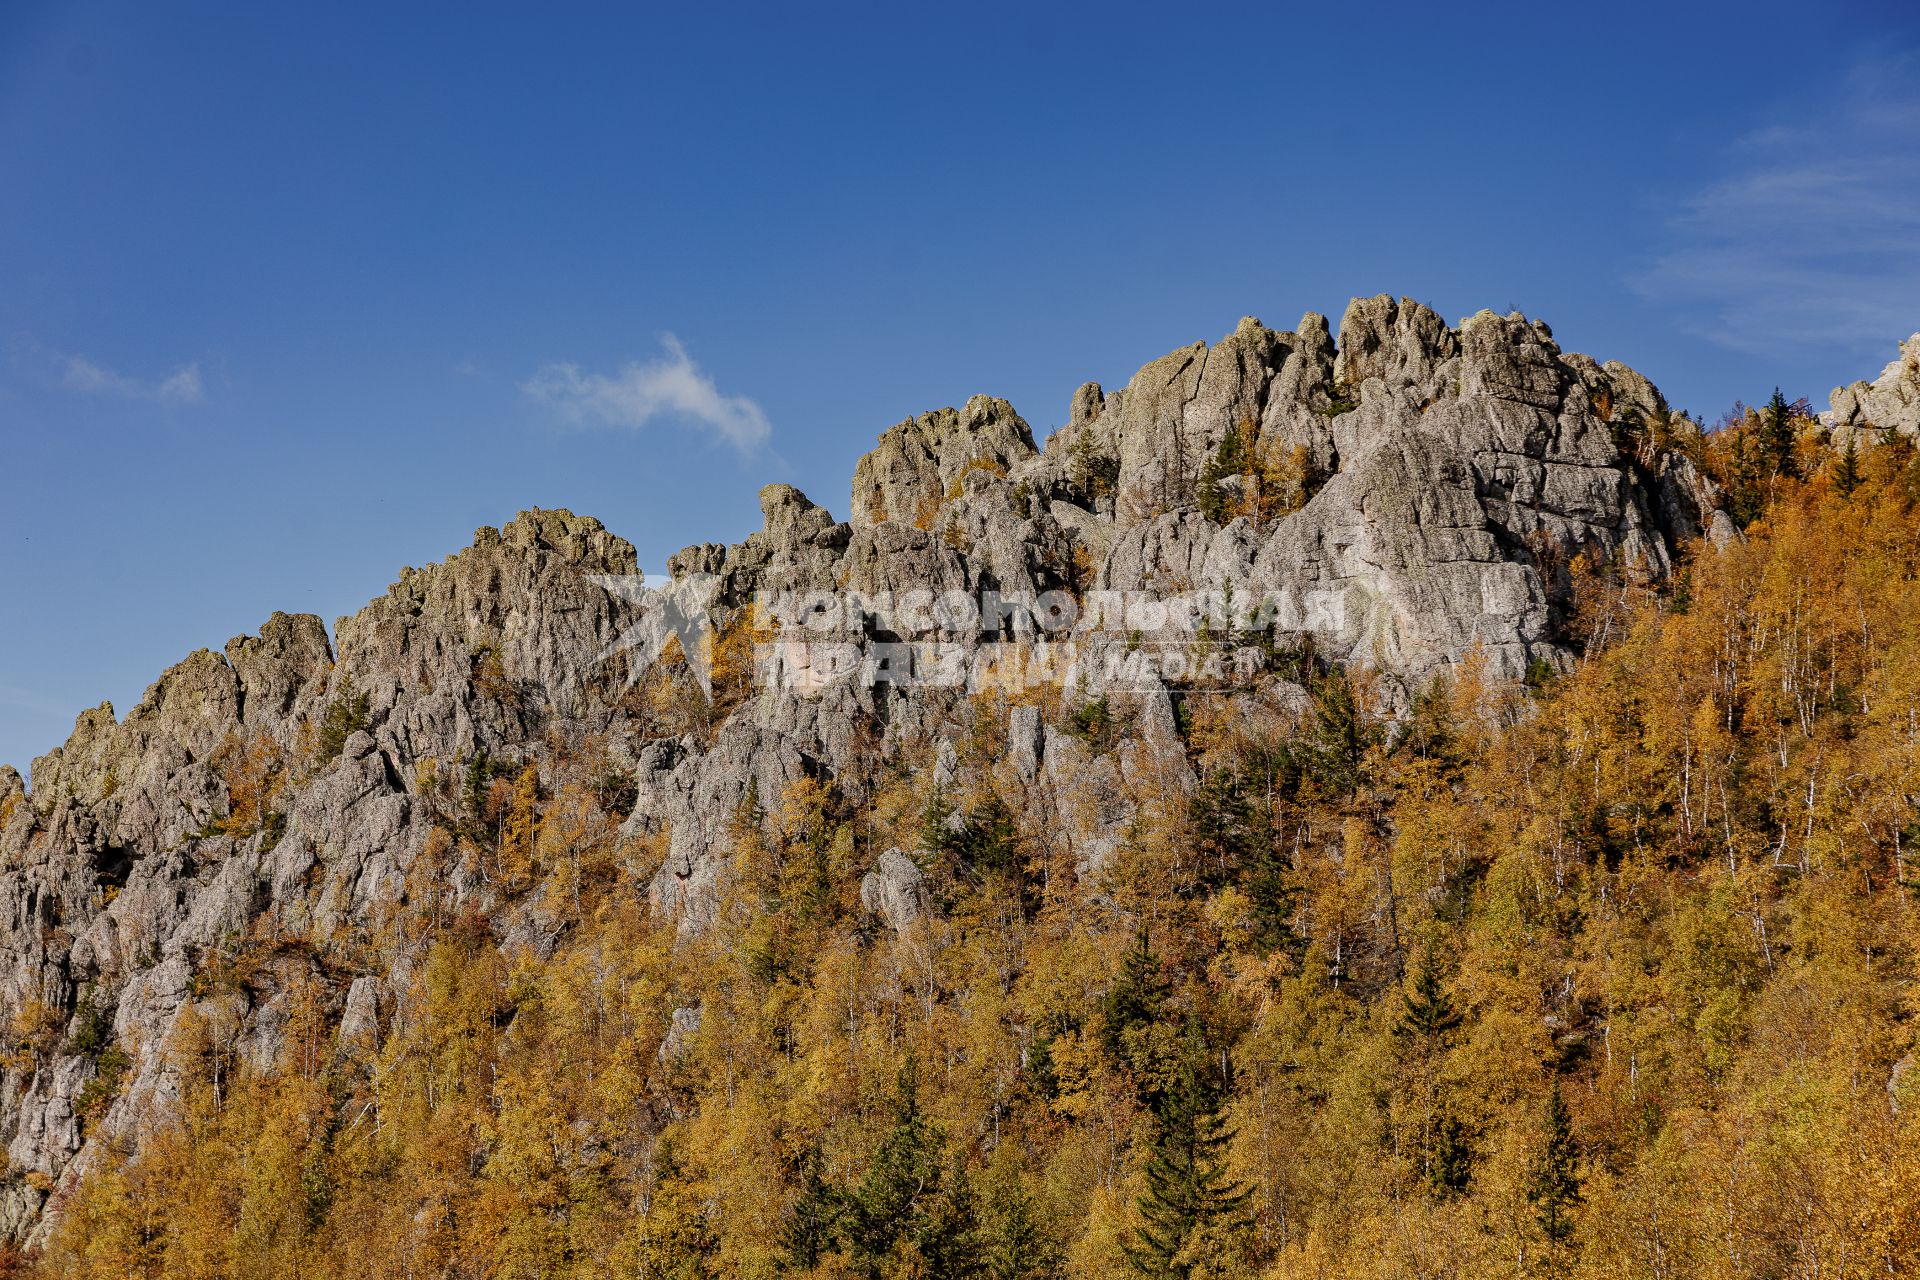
[58,352,205,404]
[1634,52,1920,357]
[522,336,771,453]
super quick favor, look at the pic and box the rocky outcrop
[850,396,1037,528]
[659,1005,702,1061]
[859,850,930,933]
[0,509,640,1240]
[1016,300,1708,693]
[1830,333,1920,439]
[0,298,1756,1243]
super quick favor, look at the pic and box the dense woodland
[26,399,1920,1279]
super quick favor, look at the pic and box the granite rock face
[0,299,1766,1241]
[850,396,1037,528]
[1830,332,1920,440]
[859,850,930,934]
[1025,299,1708,689]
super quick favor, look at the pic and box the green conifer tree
[1527,1082,1582,1264]
[1426,1110,1473,1196]
[913,1155,985,1278]
[1726,419,1763,526]
[1835,433,1863,496]
[1197,425,1252,523]
[955,793,1020,873]
[779,1147,843,1270]
[1123,1053,1253,1279]
[1397,944,1461,1041]
[1099,929,1170,1066]
[462,747,492,831]
[846,1061,945,1278]
[1305,670,1370,797]
[985,1170,1060,1280]
[1761,386,1799,479]
[1190,768,1258,885]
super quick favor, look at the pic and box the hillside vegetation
[26,410,1920,1280]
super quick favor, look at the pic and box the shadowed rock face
[0,298,1738,1240]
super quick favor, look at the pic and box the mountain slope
[11,305,1917,1279]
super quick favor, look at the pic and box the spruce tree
[1246,832,1299,958]
[1726,422,1763,526]
[1305,671,1370,797]
[1123,1053,1253,1279]
[1025,1034,1059,1101]
[1761,386,1799,479]
[1396,944,1461,1041]
[955,793,1020,874]
[779,1147,843,1270]
[845,1061,945,1277]
[1190,767,1257,885]
[1426,1110,1472,1196]
[1197,425,1252,523]
[913,1155,986,1278]
[1099,928,1171,1084]
[985,1171,1060,1280]
[461,747,492,834]
[919,786,958,858]
[1835,433,1863,496]
[1240,745,1304,956]
[316,680,370,762]
[1527,1082,1582,1260]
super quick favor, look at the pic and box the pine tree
[1527,1083,1582,1262]
[1426,1110,1472,1196]
[1404,677,1463,771]
[1246,829,1299,958]
[955,793,1020,874]
[462,747,492,830]
[985,1170,1060,1280]
[913,1155,986,1278]
[1197,424,1253,523]
[1068,695,1115,750]
[1190,768,1258,886]
[1396,944,1460,1041]
[1761,386,1799,479]
[1835,432,1863,496]
[315,680,370,762]
[1100,930,1185,1110]
[779,1147,843,1270]
[1123,1054,1253,1279]
[845,1060,945,1278]
[1025,1035,1059,1101]
[918,786,958,856]
[1099,929,1170,1067]
[1239,745,1304,956]
[1305,670,1370,797]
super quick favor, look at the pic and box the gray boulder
[1830,333,1920,439]
[859,850,930,933]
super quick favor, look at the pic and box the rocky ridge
[0,297,1730,1239]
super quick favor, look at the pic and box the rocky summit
[1829,331,1920,440]
[0,296,1825,1245]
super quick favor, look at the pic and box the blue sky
[2,1,1917,776]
